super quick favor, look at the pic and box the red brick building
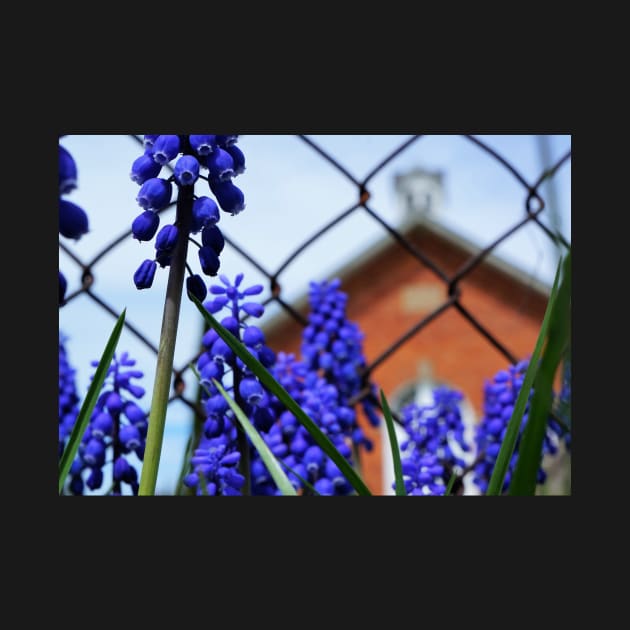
[262,214,552,494]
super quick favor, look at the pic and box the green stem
[231,297,251,495]
[178,316,211,495]
[112,363,122,495]
[138,185,193,496]
[175,433,194,495]
[234,370,251,495]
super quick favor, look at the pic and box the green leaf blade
[486,257,564,496]
[380,390,406,496]
[278,459,321,496]
[444,470,458,496]
[58,309,126,494]
[212,378,297,496]
[509,251,571,495]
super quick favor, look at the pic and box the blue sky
[59,134,571,493]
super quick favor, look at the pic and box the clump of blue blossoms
[400,453,447,496]
[301,278,380,452]
[59,137,90,305]
[396,385,471,495]
[184,273,274,496]
[248,279,383,496]
[250,351,358,496]
[59,334,80,459]
[129,134,246,295]
[66,352,149,496]
[472,358,562,494]
[184,273,361,496]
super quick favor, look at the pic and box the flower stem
[112,361,122,495]
[138,185,193,495]
[231,299,251,495]
[178,313,213,495]
[233,367,251,495]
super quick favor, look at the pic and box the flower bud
[186,274,208,302]
[190,134,217,156]
[143,134,159,152]
[152,134,181,165]
[238,378,265,406]
[131,210,160,241]
[201,225,225,254]
[136,177,173,211]
[225,144,245,175]
[215,135,238,148]
[191,196,220,233]
[130,153,162,184]
[133,259,157,290]
[206,148,235,182]
[155,224,179,253]
[199,246,221,276]
[119,425,142,451]
[210,180,245,215]
[59,200,89,240]
[174,155,200,186]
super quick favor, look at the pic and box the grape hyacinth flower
[133,136,248,496]
[59,333,80,459]
[472,359,563,494]
[398,453,447,496]
[249,278,384,496]
[66,352,149,496]
[129,134,246,295]
[184,273,276,496]
[185,274,372,496]
[399,385,472,480]
[249,351,358,496]
[185,433,245,496]
[301,278,380,451]
[59,138,90,305]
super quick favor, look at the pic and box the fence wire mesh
[59,134,571,449]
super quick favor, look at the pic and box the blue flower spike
[63,351,149,495]
[472,359,563,494]
[128,134,246,291]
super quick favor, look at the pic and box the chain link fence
[59,134,571,487]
